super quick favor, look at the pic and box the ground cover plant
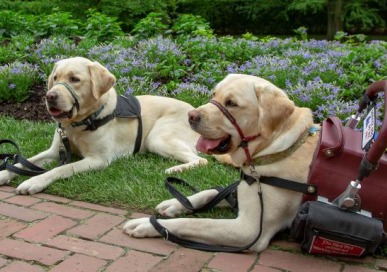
[0,11,387,214]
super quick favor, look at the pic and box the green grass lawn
[0,116,239,215]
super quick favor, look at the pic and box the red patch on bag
[309,236,365,256]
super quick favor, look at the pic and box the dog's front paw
[165,165,184,174]
[0,171,13,185]
[16,178,47,195]
[123,218,160,238]
[156,199,187,217]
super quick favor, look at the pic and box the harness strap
[210,100,259,166]
[116,95,142,154]
[72,113,116,132]
[69,95,142,154]
[241,172,317,195]
[55,82,80,111]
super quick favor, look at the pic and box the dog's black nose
[46,91,58,102]
[188,110,201,126]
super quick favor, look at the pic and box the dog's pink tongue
[196,136,221,153]
[49,108,62,117]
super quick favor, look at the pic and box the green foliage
[288,0,386,36]
[337,41,387,100]
[241,32,259,41]
[334,31,367,44]
[294,27,308,40]
[131,12,170,39]
[0,10,37,38]
[37,9,81,37]
[0,62,39,102]
[98,0,173,31]
[344,0,385,31]
[0,0,58,15]
[172,14,213,38]
[84,9,124,42]
[288,0,325,14]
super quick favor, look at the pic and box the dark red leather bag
[307,80,387,231]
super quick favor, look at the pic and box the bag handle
[358,80,387,164]
[323,116,345,158]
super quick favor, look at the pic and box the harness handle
[358,80,387,165]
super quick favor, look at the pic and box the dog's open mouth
[48,107,73,119]
[196,135,231,154]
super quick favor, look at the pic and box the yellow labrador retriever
[0,57,207,194]
[123,74,318,252]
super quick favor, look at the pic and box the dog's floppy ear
[47,63,58,90]
[255,83,295,138]
[88,61,116,100]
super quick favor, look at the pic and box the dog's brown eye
[53,76,57,81]
[225,100,237,107]
[70,76,80,83]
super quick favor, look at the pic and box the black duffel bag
[291,201,385,257]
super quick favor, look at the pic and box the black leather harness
[71,95,143,154]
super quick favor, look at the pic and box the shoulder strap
[241,172,317,195]
[116,95,142,154]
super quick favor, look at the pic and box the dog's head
[46,57,116,123]
[189,74,296,166]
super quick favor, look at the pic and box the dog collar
[70,104,107,130]
[252,127,318,166]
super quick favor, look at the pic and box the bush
[131,12,170,39]
[172,14,213,38]
[84,9,124,42]
[0,34,36,64]
[37,9,81,37]
[0,10,37,38]
[0,61,39,102]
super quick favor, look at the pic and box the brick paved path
[0,185,386,272]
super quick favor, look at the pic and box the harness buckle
[240,140,248,148]
[248,165,262,192]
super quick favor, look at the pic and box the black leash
[164,177,239,213]
[149,173,317,252]
[0,126,72,177]
[149,174,264,252]
[0,139,46,176]
[150,175,264,252]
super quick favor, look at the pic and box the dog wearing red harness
[123,74,318,252]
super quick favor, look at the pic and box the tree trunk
[326,0,344,40]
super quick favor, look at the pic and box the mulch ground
[0,83,52,122]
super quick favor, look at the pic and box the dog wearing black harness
[123,74,318,253]
[0,57,207,194]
